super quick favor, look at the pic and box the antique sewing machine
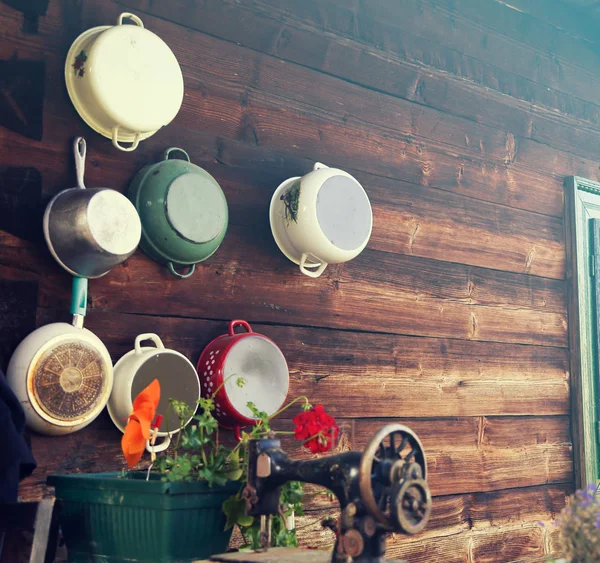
[207,424,432,563]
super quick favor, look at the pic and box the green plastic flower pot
[47,472,239,563]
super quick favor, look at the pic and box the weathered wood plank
[322,0,600,108]
[32,238,567,346]
[304,484,569,535]
[0,267,38,371]
[20,412,572,501]
[118,0,600,165]
[35,309,570,418]
[351,417,573,496]
[290,513,551,563]
[294,483,568,557]
[389,524,546,563]
[63,1,597,220]
[433,0,598,74]
[1,127,568,279]
[2,3,584,231]
[228,483,567,556]
[489,0,600,47]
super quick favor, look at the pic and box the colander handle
[70,277,88,327]
[229,320,252,335]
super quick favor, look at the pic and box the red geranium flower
[293,404,339,453]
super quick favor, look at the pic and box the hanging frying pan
[6,277,113,435]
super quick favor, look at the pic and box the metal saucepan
[6,277,113,436]
[43,137,142,278]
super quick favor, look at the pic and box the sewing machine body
[208,424,430,563]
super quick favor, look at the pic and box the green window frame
[565,176,600,488]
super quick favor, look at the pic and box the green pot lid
[165,172,226,244]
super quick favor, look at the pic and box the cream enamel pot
[270,163,373,278]
[6,277,113,436]
[197,320,289,439]
[108,333,201,452]
[65,13,184,152]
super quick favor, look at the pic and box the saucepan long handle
[71,276,88,328]
[74,137,86,189]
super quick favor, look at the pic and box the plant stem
[268,396,311,420]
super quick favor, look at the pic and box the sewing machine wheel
[358,424,428,528]
[391,479,431,534]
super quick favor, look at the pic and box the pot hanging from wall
[270,162,373,278]
[108,333,201,452]
[128,148,229,278]
[44,137,141,278]
[197,320,289,438]
[65,13,184,152]
[6,277,113,435]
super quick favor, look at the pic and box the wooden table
[196,548,407,562]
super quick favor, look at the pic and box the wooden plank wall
[2,0,596,560]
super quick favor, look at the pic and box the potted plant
[48,378,340,563]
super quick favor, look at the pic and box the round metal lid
[87,24,184,132]
[87,190,142,256]
[316,175,372,251]
[31,339,109,422]
[165,172,227,244]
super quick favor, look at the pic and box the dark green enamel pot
[128,148,228,278]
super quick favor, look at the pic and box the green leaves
[281,481,304,510]
[247,402,271,433]
[150,383,311,553]
[222,495,254,530]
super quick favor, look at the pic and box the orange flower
[121,379,161,468]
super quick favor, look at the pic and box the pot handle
[135,333,165,354]
[313,162,329,171]
[167,262,195,279]
[229,320,253,336]
[299,253,328,278]
[117,12,144,27]
[70,277,88,328]
[164,147,191,162]
[112,127,141,152]
[146,434,170,453]
[74,137,86,189]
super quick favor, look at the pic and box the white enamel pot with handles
[270,163,373,278]
[107,334,200,452]
[65,13,184,152]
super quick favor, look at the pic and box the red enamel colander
[197,320,289,438]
